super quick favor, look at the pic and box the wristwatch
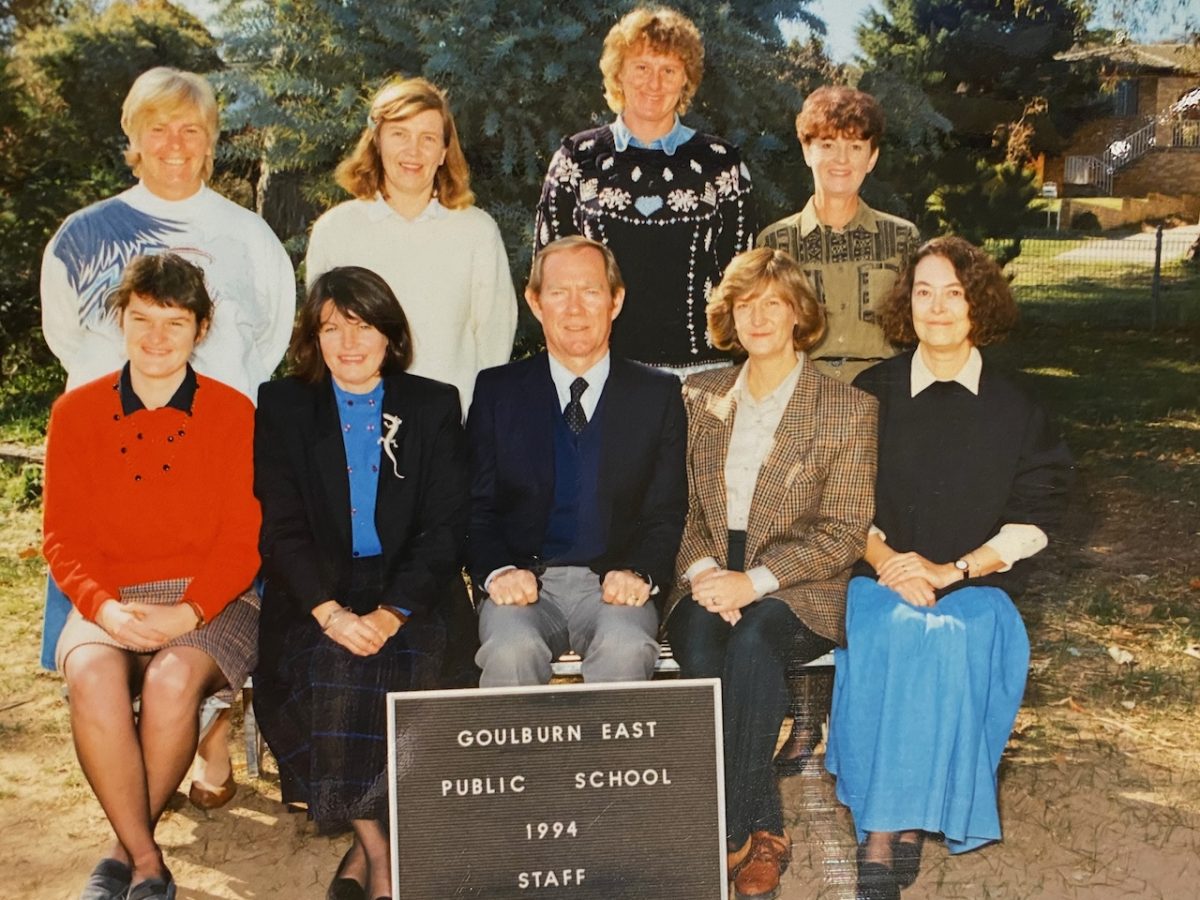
[953,558,970,581]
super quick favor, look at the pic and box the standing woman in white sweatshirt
[305,76,517,414]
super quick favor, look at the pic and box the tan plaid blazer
[665,360,878,644]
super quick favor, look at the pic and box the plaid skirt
[55,577,259,699]
[253,557,446,832]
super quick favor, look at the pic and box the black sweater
[535,125,755,369]
[853,351,1073,597]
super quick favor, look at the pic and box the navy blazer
[466,352,687,597]
[254,373,468,662]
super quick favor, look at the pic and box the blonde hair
[121,67,219,180]
[334,77,475,209]
[707,248,826,356]
[600,7,705,115]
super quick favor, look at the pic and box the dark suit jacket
[253,373,467,663]
[666,361,878,644]
[466,352,687,598]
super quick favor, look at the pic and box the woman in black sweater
[825,237,1073,900]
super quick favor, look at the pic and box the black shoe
[892,834,923,888]
[856,846,900,900]
[327,846,366,900]
[772,722,820,777]
[126,870,175,900]
[78,858,131,900]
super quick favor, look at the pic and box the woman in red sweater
[43,253,261,900]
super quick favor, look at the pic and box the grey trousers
[476,565,660,686]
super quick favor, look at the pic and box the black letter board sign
[387,679,726,899]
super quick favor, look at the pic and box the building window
[1113,79,1139,117]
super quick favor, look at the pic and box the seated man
[467,236,687,686]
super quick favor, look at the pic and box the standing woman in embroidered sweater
[535,6,756,376]
[825,237,1073,900]
[253,267,468,900]
[306,77,517,413]
[44,254,261,900]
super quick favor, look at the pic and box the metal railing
[997,227,1198,330]
[1172,120,1200,148]
[1064,155,1113,194]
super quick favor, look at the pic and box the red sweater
[43,371,261,622]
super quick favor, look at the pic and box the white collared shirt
[547,352,610,420]
[910,344,983,397]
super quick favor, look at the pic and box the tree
[0,0,221,378]
[856,0,1099,234]
[927,160,1043,264]
[217,0,833,271]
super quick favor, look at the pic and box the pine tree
[217,0,833,272]
[856,0,1098,233]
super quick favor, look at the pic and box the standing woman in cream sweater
[305,76,517,414]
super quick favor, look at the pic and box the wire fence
[992,227,1199,330]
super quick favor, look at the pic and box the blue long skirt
[825,577,1029,853]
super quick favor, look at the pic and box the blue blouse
[333,380,384,558]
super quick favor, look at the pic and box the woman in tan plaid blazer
[664,247,877,900]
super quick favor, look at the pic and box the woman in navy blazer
[253,267,467,900]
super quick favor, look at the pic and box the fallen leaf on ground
[1189,577,1200,590]
[1120,701,1136,710]
[1184,644,1200,661]
[1107,645,1135,665]
[17,546,39,560]
[1128,603,1154,618]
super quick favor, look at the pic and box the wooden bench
[549,641,835,678]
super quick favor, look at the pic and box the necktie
[565,377,588,435]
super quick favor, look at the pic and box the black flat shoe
[856,846,899,900]
[327,846,366,900]
[892,834,923,888]
[78,857,131,900]
[126,870,176,900]
[773,722,820,777]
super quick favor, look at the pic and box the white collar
[547,352,611,418]
[366,193,445,223]
[910,346,982,397]
[732,353,804,409]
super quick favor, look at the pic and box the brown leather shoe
[188,772,236,810]
[733,830,791,899]
[727,834,753,878]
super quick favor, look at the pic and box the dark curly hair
[290,266,414,383]
[879,236,1018,348]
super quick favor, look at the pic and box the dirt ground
[2,471,1197,899]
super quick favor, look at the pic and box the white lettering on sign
[440,775,526,797]
[517,868,587,888]
[457,724,583,747]
[600,720,657,740]
[573,768,672,789]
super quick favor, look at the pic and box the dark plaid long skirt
[254,558,446,832]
